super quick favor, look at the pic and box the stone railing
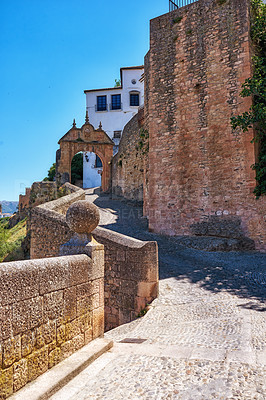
[30,187,158,331]
[93,227,158,331]
[30,185,85,259]
[0,251,104,398]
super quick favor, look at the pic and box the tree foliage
[114,79,121,87]
[231,0,266,197]
[71,153,83,184]
[44,163,56,181]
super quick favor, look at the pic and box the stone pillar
[60,200,105,338]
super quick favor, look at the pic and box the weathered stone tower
[144,0,265,250]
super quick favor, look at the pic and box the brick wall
[0,254,104,398]
[112,108,146,204]
[145,0,265,250]
[30,189,158,331]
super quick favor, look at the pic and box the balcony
[169,0,198,11]
[95,104,108,112]
[110,103,123,111]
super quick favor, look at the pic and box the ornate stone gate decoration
[56,114,114,192]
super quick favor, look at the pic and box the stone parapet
[0,253,104,398]
[30,189,159,332]
[93,227,158,331]
[30,187,85,259]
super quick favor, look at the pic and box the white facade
[83,152,102,189]
[84,66,144,152]
[82,65,144,189]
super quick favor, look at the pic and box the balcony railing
[109,103,123,111]
[169,0,198,12]
[95,104,108,112]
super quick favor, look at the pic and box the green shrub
[231,0,266,197]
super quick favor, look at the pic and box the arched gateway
[56,114,114,192]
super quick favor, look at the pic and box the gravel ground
[51,189,266,400]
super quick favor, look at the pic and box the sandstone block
[47,340,57,353]
[65,319,81,341]
[39,258,69,295]
[43,291,63,321]
[92,307,104,339]
[78,313,92,333]
[137,281,159,298]
[0,261,39,307]
[12,297,43,335]
[13,358,28,392]
[48,347,61,369]
[56,325,65,346]
[27,346,48,382]
[0,366,13,399]
[84,327,93,345]
[0,306,12,341]
[21,331,34,357]
[77,296,92,317]
[3,336,21,368]
[68,255,90,286]
[64,287,77,322]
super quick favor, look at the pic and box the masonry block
[13,359,28,392]
[0,367,13,399]
[27,347,48,382]
[3,337,21,369]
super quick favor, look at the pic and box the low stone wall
[30,186,85,259]
[93,227,158,331]
[30,189,158,332]
[0,254,104,398]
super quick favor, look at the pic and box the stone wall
[18,189,31,214]
[145,0,266,250]
[30,189,158,331]
[30,186,85,259]
[112,108,146,204]
[0,254,104,398]
[93,227,158,331]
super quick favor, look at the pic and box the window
[113,131,121,139]
[95,155,103,168]
[111,94,121,110]
[130,93,139,107]
[97,95,107,111]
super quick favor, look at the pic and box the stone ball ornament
[66,200,100,234]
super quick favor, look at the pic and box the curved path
[52,189,266,400]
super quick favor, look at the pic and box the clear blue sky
[0,0,167,201]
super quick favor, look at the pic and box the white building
[75,66,144,190]
[84,66,144,153]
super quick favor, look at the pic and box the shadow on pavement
[90,192,266,310]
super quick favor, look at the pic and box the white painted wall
[83,152,102,189]
[85,67,144,146]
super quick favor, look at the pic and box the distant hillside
[0,217,28,262]
[0,201,18,214]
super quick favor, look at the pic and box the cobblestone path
[51,190,266,400]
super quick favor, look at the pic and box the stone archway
[56,118,114,192]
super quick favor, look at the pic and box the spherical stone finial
[66,200,100,234]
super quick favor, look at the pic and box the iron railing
[109,103,123,111]
[169,0,198,12]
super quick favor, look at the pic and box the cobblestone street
[51,190,266,400]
